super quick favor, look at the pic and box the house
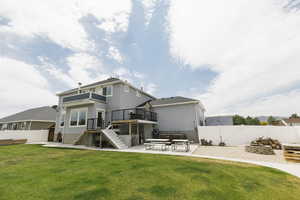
[55,77,205,148]
[0,106,57,131]
[205,116,234,126]
[281,118,300,126]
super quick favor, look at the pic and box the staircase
[73,132,87,145]
[101,129,128,149]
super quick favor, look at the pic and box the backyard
[0,145,300,200]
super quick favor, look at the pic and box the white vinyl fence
[0,130,49,143]
[198,126,300,146]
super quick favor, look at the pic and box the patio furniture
[144,139,171,151]
[172,139,190,152]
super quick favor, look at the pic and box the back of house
[55,77,205,148]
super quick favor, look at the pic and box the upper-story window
[124,85,130,93]
[69,108,87,127]
[103,85,113,97]
[136,90,141,97]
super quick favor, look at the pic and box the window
[78,111,86,126]
[103,85,113,96]
[136,90,141,97]
[124,85,129,93]
[69,109,87,127]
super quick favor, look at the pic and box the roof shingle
[0,106,57,123]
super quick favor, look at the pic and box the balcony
[62,92,106,106]
[111,108,157,122]
[87,118,105,131]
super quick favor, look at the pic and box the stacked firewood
[250,137,282,150]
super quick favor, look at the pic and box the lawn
[0,145,299,200]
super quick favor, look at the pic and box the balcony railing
[111,108,157,122]
[63,92,106,104]
[87,118,105,130]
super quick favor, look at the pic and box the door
[97,111,104,129]
[48,127,55,142]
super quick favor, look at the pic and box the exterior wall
[144,124,153,140]
[197,126,300,146]
[30,122,54,130]
[0,130,49,143]
[55,81,154,144]
[153,103,202,142]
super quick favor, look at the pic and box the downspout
[62,107,66,144]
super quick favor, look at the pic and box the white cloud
[144,83,158,95]
[0,0,131,51]
[0,57,56,117]
[169,0,300,116]
[107,46,124,63]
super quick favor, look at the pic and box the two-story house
[55,77,205,149]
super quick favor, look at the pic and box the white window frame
[69,108,88,127]
[124,85,130,93]
[103,85,113,97]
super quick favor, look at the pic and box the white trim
[57,80,122,96]
[69,108,88,128]
[57,79,156,100]
[122,81,156,99]
[104,85,113,97]
[151,101,200,108]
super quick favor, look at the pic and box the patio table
[172,139,190,152]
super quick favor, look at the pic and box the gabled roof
[138,96,205,110]
[150,96,199,106]
[0,106,57,123]
[57,78,121,96]
[56,77,156,99]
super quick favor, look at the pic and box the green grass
[0,145,299,200]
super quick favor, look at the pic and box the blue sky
[0,0,300,117]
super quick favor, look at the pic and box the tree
[245,116,260,125]
[233,115,245,125]
[260,121,268,126]
[290,113,300,119]
[268,116,277,125]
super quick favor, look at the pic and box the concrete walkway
[41,142,300,178]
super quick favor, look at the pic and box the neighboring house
[55,77,205,148]
[205,116,234,126]
[281,118,300,126]
[0,106,57,131]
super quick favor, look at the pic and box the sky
[0,0,300,118]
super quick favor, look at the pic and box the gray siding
[55,82,154,143]
[153,103,202,142]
